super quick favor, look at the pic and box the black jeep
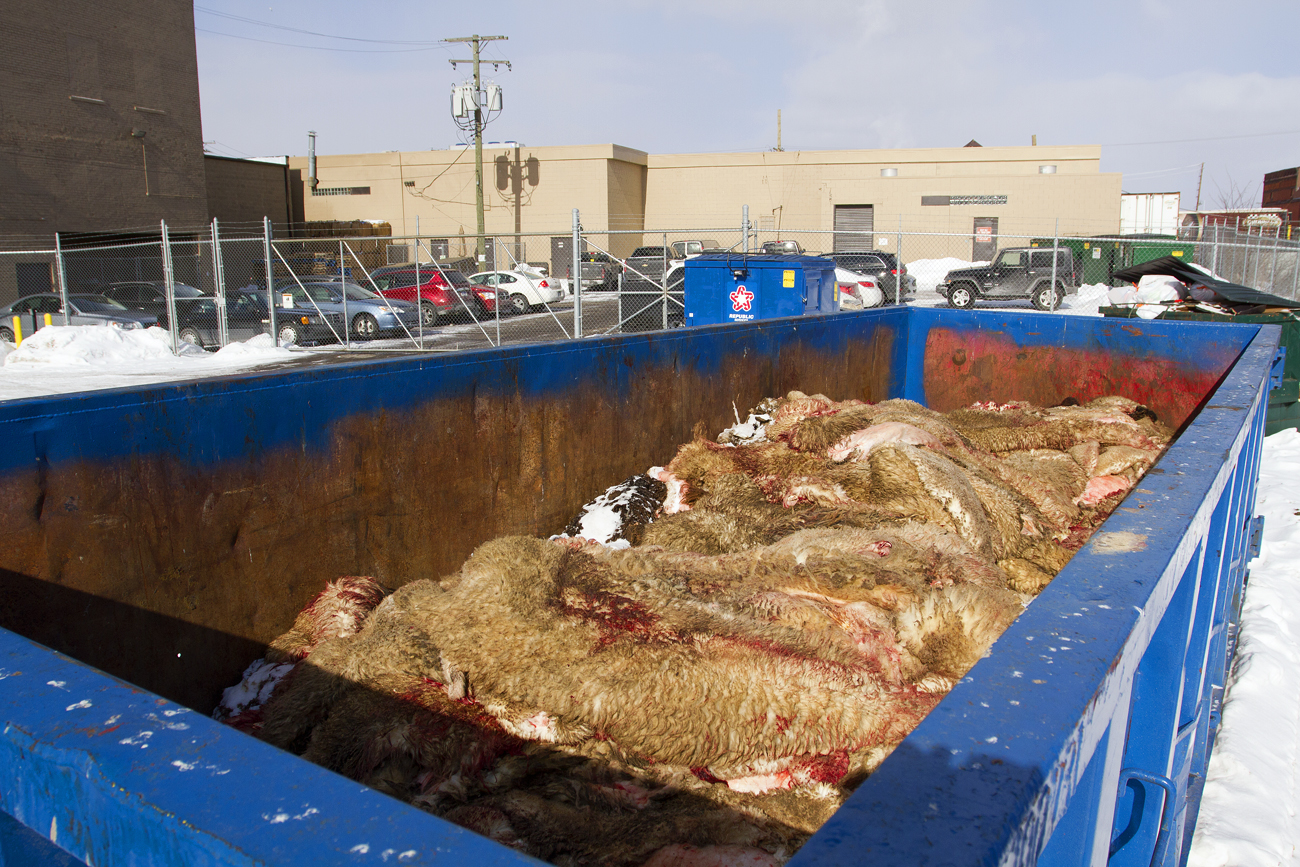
[937,247,1080,310]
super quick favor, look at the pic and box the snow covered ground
[0,285,1291,862]
[0,325,309,401]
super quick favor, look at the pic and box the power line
[196,27,444,53]
[193,6,444,45]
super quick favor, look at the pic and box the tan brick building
[293,142,1121,263]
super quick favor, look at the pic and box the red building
[1263,166,1300,227]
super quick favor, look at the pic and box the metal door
[834,205,874,252]
[551,236,573,279]
[973,217,998,261]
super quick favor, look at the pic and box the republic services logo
[730,285,754,312]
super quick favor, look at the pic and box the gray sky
[195,0,1300,211]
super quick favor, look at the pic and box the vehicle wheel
[1031,282,1062,311]
[0,327,14,343]
[178,327,202,346]
[508,293,530,316]
[948,283,976,309]
[277,322,302,345]
[419,301,440,327]
[351,313,379,340]
[667,312,685,329]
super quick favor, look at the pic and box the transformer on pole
[446,34,510,264]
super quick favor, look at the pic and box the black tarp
[1111,256,1300,309]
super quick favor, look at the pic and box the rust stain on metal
[922,327,1233,429]
[0,325,896,713]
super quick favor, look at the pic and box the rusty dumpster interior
[0,309,1253,716]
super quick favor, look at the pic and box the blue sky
[194,0,1300,211]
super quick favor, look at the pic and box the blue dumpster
[0,308,1283,866]
[684,253,837,326]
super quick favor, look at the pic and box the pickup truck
[937,246,1080,310]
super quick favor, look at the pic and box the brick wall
[0,0,209,238]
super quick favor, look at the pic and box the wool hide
[219,391,1171,866]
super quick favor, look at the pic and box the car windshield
[342,284,380,301]
[290,284,339,303]
[443,271,470,287]
[70,295,129,311]
[174,284,204,298]
[631,247,667,258]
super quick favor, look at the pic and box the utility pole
[1195,162,1205,212]
[447,34,508,264]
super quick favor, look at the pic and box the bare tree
[1211,172,1261,210]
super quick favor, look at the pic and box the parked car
[0,293,155,341]
[467,270,565,315]
[99,281,205,325]
[835,268,884,309]
[759,240,805,255]
[670,239,723,259]
[937,247,1080,310]
[278,281,421,339]
[578,251,622,291]
[828,251,914,302]
[366,265,466,326]
[172,291,341,348]
[624,246,683,283]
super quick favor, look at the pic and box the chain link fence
[1,213,1296,353]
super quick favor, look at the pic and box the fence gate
[833,204,874,251]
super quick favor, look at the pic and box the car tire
[667,312,685,329]
[948,283,977,309]
[351,313,379,340]
[0,327,14,343]
[419,301,440,327]
[277,322,302,345]
[178,327,203,347]
[1031,282,1062,311]
[508,293,530,316]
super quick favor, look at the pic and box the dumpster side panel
[790,323,1279,867]
[0,319,900,711]
[911,310,1248,429]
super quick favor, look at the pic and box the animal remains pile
[216,391,1170,867]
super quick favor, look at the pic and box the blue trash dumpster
[684,253,837,326]
[0,308,1283,866]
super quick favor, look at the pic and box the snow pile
[4,325,184,366]
[906,257,987,294]
[212,659,295,723]
[1055,283,1110,317]
[1188,429,1300,866]
[212,333,294,359]
[0,326,306,402]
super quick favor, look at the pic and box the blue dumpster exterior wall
[0,308,1282,866]
[684,253,838,326]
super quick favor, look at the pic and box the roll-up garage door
[833,205,874,252]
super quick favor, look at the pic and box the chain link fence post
[54,232,70,325]
[211,219,229,347]
[1050,218,1060,312]
[572,209,582,338]
[263,217,276,341]
[160,219,179,354]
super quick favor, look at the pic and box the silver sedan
[0,293,156,342]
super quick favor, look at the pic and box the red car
[368,265,496,325]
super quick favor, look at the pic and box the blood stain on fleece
[217,390,1172,866]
